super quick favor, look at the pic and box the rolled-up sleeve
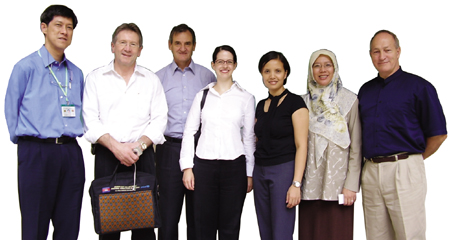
[141,76,168,145]
[82,71,108,143]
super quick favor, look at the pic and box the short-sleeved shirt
[254,91,307,166]
[358,67,447,159]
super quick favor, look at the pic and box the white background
[1,0,449,239]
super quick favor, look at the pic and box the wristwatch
[138,139,147,151]
[292,181,301,188]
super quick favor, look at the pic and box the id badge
[62,105,76,117]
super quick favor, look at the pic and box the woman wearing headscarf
[253,51,309,240]
[299,49,362,240]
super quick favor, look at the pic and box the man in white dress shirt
[82,23,167,240]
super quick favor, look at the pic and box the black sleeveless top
[254,91,307,166]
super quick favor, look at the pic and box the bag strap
[198,89,209,125]
[195,89,209,151]
[200,89,209,110]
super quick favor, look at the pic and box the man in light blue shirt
[155,23,215,240]
[4,5,85,240]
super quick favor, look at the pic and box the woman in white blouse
[179,45,256,240]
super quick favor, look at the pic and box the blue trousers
[253,161,296,240]
[17,138,85,240]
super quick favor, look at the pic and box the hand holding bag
[89,163,160,234]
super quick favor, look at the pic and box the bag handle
[109,163,138,191]
[132,163,136,191]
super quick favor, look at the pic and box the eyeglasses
[215,59,234,65]
[117,41,140,49]
[312,63,333,69]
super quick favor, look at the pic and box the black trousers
[155,141,195,240]
[17,138,85,240]
[193,155,247,240]
[94,144,156,240]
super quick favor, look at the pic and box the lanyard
[38,49,70,104]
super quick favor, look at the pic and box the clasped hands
[111,141,142,167]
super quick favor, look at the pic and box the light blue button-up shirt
[5,45,84,144]
[156,60,215,139]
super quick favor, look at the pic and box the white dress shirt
[83,61,168,144]
[179,82,256,176]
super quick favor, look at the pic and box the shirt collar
[206,81,245,93]
[377,66,403,85]
[104,60,144,76]
[38,45,68,68]
[169,60,197,75]
[232,81,245,91]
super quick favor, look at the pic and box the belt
[366,153,410,163]
[21,136,76,144]
[165,136,182,143]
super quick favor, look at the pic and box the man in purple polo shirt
[358,30,447,240]
[155,23,216,240]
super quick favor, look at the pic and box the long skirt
[298,200,354,240]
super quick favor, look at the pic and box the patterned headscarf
[305,49,356,166]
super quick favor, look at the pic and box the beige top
[301,95,362,200]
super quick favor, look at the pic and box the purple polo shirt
[358,67,447,159]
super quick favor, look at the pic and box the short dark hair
[212,45,237,63]
[40,5,78,29]
[370,29,400,50]
[169,24,196,44]
[258,51,291,85]
[112,23,143,47]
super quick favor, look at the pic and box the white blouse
[179,82,256,176]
